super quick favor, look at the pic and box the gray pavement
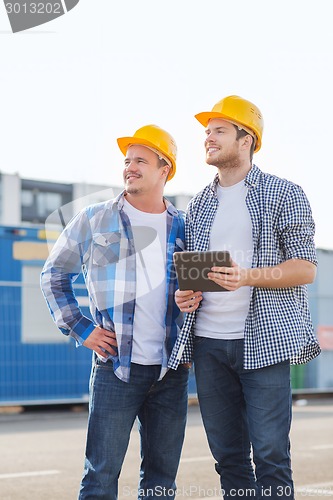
[0,398,333,499]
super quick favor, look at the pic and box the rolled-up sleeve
[278,183,317,265]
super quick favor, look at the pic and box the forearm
[209,258,317,291]
[245,259,317,288]
[40,269,95,343]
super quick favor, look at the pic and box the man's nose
[125,160,137,171]
[205,134,215,145]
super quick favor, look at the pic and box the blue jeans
[79,358,189,500]
[193,337,294,500]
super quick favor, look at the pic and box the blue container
[0,225,92,405]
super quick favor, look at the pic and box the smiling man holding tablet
[172,95,321,500]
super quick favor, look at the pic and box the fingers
[210,265,233,275]
[175,290,203,312]
[175,289,195,298]
[208,266,241,290]
[175,289,195,308]
[83,326,118,357]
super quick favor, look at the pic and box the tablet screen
[173,250,231,292]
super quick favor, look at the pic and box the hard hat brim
[195,112,261,152]
[117,136,176,181]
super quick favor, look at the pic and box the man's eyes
[205,129,225,136]
[124,159,147,165]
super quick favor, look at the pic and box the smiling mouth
[207,147,219,155]
[125,174,141,180]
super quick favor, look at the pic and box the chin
[206,156,219,166]
[126,187,141,195]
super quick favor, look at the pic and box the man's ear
[162,166,171,178]
[242,134,254,150]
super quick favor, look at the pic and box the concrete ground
[0,398,332,499]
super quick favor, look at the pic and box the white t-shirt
[194,180,253,339]
[123,198,167,364]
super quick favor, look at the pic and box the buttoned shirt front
[168,164,321,370]
[41,192,185,382]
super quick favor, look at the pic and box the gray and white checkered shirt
[168,164,321,370]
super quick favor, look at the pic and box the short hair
[234,125,255,161]
[158,157,168,168]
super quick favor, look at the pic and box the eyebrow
[205,126,229,133]
[124,156,148,163]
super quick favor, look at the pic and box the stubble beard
[206,150,241,171]
[125,185,142,195]
[124,175,143,195]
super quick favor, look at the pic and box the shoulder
[259,170,307,200]
[170,207,186,231]
[84,199,115,217]
[164,197,185,221]
[187,182,214,212]
[65,199,117,233]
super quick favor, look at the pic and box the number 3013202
[5,3,62,14]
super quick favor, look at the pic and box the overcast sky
[1,0,332,249]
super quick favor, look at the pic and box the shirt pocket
[258,212,280,266]
[92,232,121,266]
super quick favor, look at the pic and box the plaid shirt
[168,164,321,370]
[41,192,185,382]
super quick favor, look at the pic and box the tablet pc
[173,250,231,292]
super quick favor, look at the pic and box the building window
[21,189,34,208]
[21,179,72,224]
[37,192,63,218]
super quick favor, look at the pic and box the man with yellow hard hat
[41,125,188,499]
[173,96,321,499]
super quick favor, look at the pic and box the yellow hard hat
[195,95,264,152]
[117,124,177,181]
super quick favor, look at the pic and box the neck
[217,161,252,187]
[124,192,166,213]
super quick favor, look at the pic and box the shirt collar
[244,164,261,188]
[113,190,178,216]
[209,163,261,194]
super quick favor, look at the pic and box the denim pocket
[193,336,207,346]
[95,358,114,370]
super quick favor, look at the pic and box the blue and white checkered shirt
[168,164,321,370]
[41,192,185,382]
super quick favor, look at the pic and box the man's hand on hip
[83,326,118,357]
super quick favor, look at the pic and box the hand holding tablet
[173,250,232,292]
